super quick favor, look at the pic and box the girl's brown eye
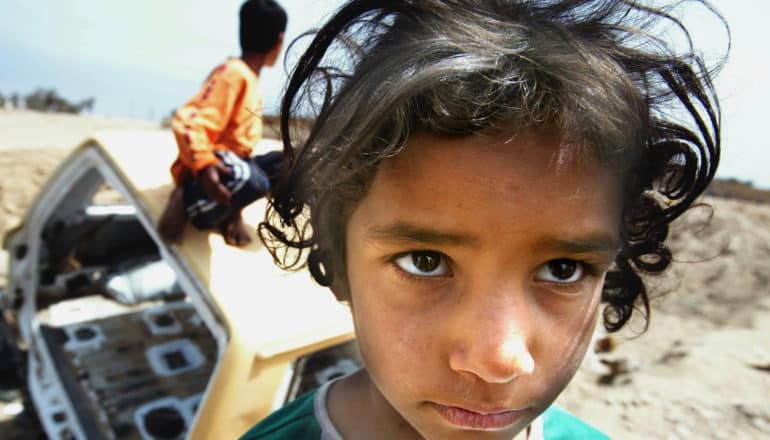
[394,251,450,277]
[412,251,440,272]
[535,259,584,284]
[549,259,577,280]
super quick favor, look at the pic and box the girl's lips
[430,402,530,430]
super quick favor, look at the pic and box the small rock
[752,417,770,433]
[675,424,692,438]
[748,362,770,373]
[1,401,24,417]
[594,335,617,353]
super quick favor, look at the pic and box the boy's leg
[158,186,188,243]
[251,150,283,188]
[216,152,275,246]
[171,152,275,246]
[218,208,251,246]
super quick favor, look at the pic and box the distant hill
[707,179,770,204]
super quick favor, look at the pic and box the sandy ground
[0,110,161,150]
[557,198,770,439]
[1,110,769,439]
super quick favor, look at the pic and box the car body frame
[1,130,356,440]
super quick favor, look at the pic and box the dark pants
[182,150,282,229]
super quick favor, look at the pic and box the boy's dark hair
[260,0,727,333]
[239,0,287,54]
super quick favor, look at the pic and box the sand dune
[0,109,161,151]
[558,196,770,439]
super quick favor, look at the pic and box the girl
[245,0,724,438]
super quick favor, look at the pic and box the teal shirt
[241,388,608,440]
[241,391,321,440]
[542,406,609,440]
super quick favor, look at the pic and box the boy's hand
[199,162,232,206]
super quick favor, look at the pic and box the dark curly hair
[259,0,726,332]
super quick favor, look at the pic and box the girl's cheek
[353,296,438,386]
[350,271,444,358]
[545,295,602,374]
[536,289,602,326]
[530,268,607,327]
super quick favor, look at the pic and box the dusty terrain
[1,110,768,439]
[558,197,770,439]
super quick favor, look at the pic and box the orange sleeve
[171,66,246,176]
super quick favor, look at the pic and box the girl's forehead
[363,130,623,231]
[347,130,623,266]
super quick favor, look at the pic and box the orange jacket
[171,58,263,184]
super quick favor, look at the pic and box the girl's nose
[448,304,535,384]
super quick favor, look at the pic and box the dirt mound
[708,179,770,204]
[559,196,770,440]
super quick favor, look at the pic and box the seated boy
[159,0,287,246]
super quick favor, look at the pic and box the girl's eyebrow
[368,222,619,255]
[536,236,621,256]
[367,222,480,247]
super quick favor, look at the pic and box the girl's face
[341,131,622,439]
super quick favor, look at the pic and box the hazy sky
[1,1,768,188]
[0,0,342,119]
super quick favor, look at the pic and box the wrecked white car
[0,131,358,440]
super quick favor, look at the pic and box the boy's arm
[172,69,245,177]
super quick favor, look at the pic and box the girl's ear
[307,245,350,301]
[308,248,332,284]
[330,276,351,303]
